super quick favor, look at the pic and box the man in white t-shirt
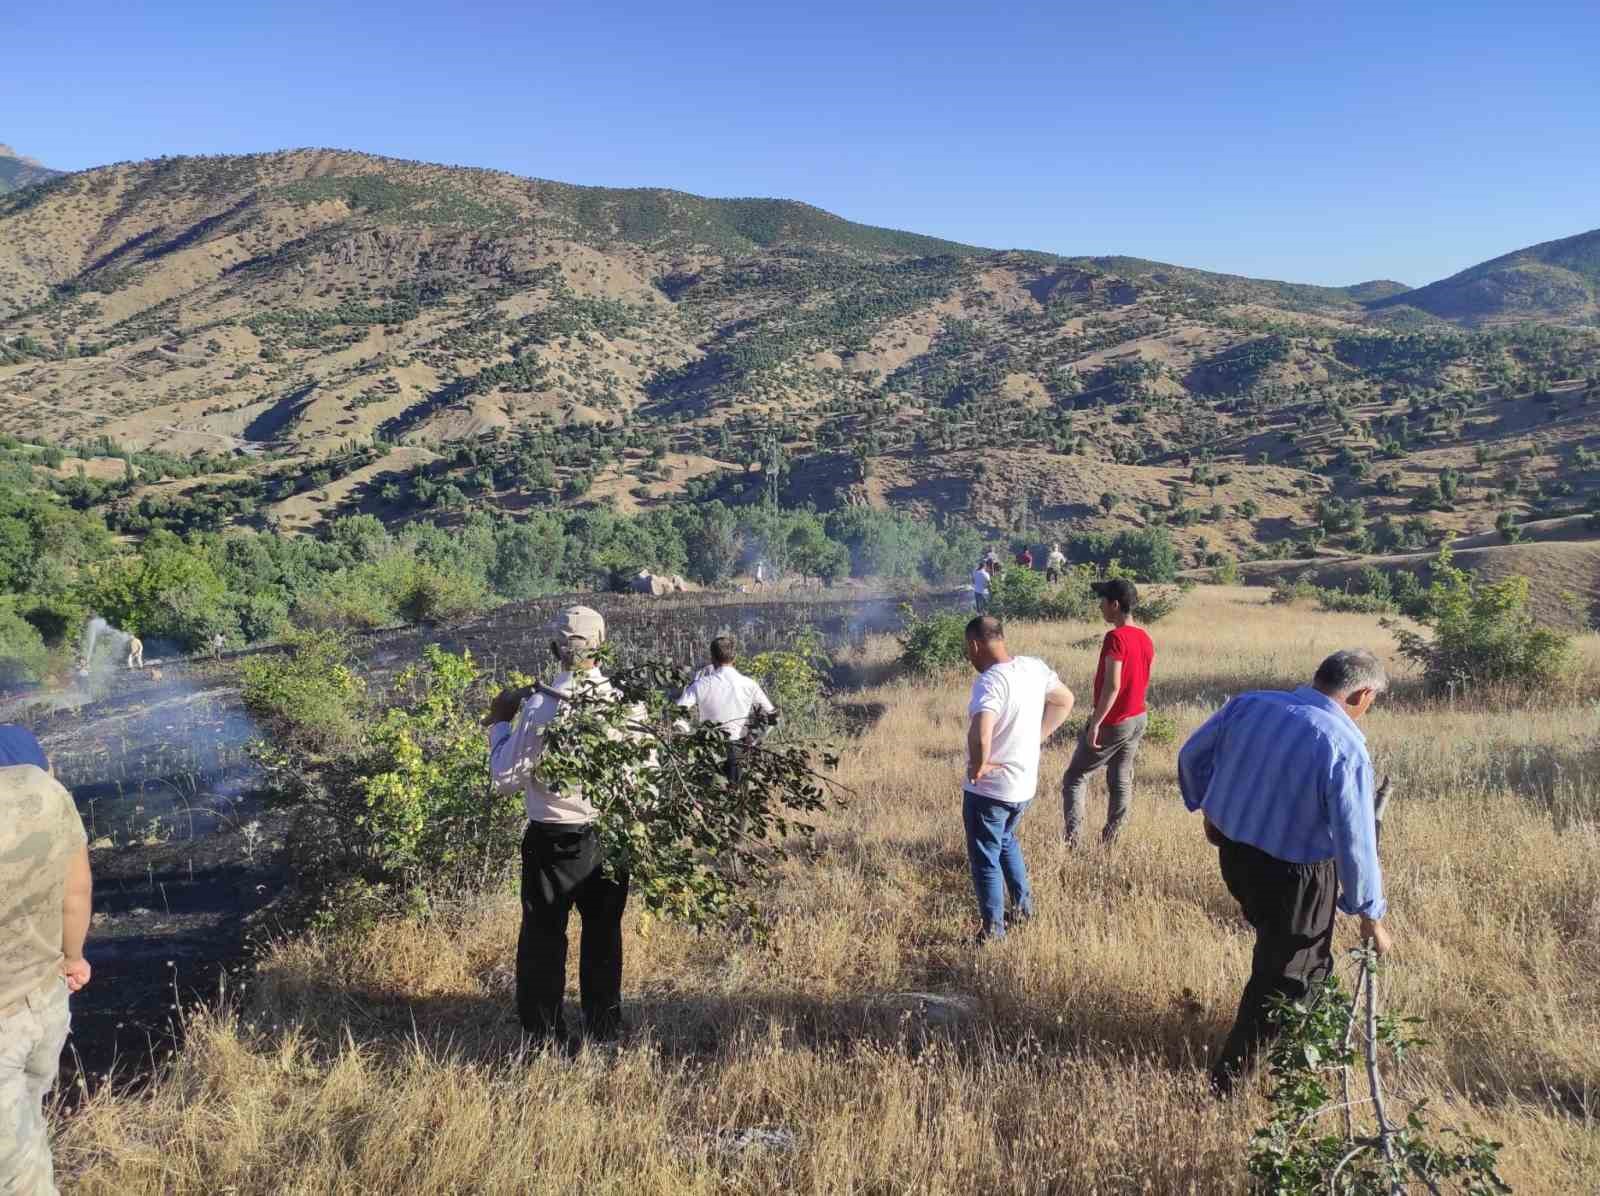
[676,636,778,781]
[972,561,992,613]
[962,614,1076,942]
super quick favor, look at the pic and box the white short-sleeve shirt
[966,656,1062,804]
[972,568,990,596]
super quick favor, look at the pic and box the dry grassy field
[55,588,1600,1193]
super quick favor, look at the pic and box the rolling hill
[0,147,1597,568]
[1368,227,1600,327]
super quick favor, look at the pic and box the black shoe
[522,1026,580,1057]
[582,1018,626,1047]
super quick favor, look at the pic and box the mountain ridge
[1369,226,1600,327]
[0,141,63,194]
[0,146,1596,564]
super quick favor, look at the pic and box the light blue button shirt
[1178,686,1386,919]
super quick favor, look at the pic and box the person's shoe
[521,1026,580,1058]
[1208,1064,1240,1100]
[1009,904,1035,928]
[974,921,1006,946]
[581,1018,626,1049]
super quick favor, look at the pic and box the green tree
[1391,549,1570,693]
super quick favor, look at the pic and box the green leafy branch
[535,654,845,936]
[1249,950,1511,1195]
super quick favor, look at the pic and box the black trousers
[1211,831,1337,1092]
[516,821,629,1040]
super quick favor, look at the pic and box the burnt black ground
[7,589,950,1096]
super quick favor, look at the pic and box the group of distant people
[971,542,1070,611]
[0,589,1399,1190]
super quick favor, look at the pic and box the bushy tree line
[0,459,993,679]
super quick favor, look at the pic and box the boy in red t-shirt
[1061,577,1155,845]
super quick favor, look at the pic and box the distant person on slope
[125,637,143,670]
[961,615,1075,943]
[675,636,778,784]
[1061,578,1155,846]
[1177,649,1392,1096]
[972,560,992,613]
[1015,546,1034,570]
[1045,543,1066,584]
[1,763,93,1196]
[486,606,634,1049]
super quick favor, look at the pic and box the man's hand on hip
[60,956,91,992]
[1359,916,1392,958]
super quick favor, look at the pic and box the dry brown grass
[56,588,1600,1193]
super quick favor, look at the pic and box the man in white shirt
[962,615,1076,942]
[676,637,778,750]
[486,605,630,1047]
[972,561,992,612]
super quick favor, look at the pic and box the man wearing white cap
[486,605,630,1047]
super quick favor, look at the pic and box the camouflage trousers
[0,978,69,1196]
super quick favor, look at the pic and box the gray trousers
[0,978,70,1196]
[1061,712,1147,844]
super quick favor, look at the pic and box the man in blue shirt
[0,724,48,771]
[1178,649,1393,1095]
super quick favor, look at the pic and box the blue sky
[4,0,1596,286]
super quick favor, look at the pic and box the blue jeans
[962,790,1034,937]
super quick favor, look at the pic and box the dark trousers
[1210,830,1337,1092]
[517,821,629,1041]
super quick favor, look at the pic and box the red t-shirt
[1093,625,1154,725]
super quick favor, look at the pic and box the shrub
[253,644,518,901]
[536,654,843,932]
[242,631,366,753]
[1316,588,1398,614]
[0,599,49,684]
[1389,549,1571,694]
[349,646,521,889]
[897,606,971,674]
[1270,576,1322,606]
[1211,557,1241,585]
[1143,709,1177,745]
[395,562,489,624]
[745,630,832,738]
[986,566,1049,619]
[987,565,1099,622]
[1134,587,1183,624]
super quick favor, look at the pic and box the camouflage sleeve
[50,774,86,849]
